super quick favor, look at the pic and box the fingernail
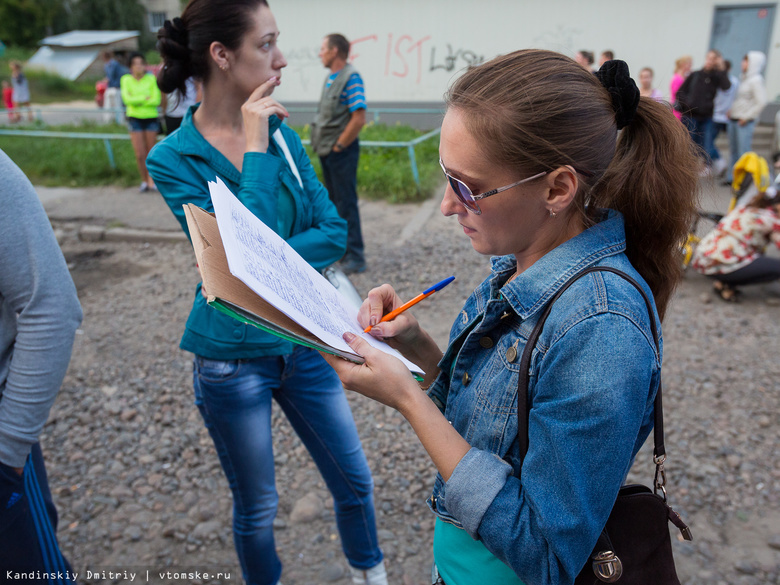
[343,332,356,343]
[370,316,377,327]
[270,76,278,83]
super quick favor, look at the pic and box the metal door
[710,4,775,71]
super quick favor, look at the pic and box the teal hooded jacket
[147,106,347,359]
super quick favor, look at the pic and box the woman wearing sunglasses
[323,50,698,585]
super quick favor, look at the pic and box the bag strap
[516,266,667,496]
[272,128,304,189]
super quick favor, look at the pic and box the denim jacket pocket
[195,357,243,384]
[459,332,525,457]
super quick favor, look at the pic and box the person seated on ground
[692,189,780,302]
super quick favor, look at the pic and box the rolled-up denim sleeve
[444,448,513,534]
[443,311,658,585]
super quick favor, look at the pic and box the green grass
[0,121,139,187]
[0,119,442,200]
[0,48,441,200]
[294,121,441,203]
[1,47,96,104]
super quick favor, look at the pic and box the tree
[0,0,68,47]
[68,0,155,49]
[68,0,146,32]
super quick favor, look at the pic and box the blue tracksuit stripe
[25,459,72,584]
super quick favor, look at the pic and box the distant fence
[1,105,443,126]
[0,106,442,187]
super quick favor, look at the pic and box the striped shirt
[326,71,366,112]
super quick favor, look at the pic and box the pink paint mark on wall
[349,34,378,63]
[346,32,483,84]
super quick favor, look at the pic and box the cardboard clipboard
[182,203,366,363]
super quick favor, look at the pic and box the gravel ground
[42,191,780,585]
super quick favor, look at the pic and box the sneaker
[350,562,388,585]
[698,165,712,178]
[712,158,728,177]
[341,259,367,274]
[139,182,150,192]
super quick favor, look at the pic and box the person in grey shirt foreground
[0,149,82,581]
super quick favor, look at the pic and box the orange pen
[364,276,455,333]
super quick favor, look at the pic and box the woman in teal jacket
[146,2,387,585]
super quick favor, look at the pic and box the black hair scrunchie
[595,60,640,130]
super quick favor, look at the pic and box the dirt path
[41,193,780,585]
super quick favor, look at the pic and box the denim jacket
[427,210,662,585]
[147,107,347,360]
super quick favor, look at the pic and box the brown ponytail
[594,97,699,318]
[445,49,698,319]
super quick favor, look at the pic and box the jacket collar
[490,209,626,319]
[174,105,284,183]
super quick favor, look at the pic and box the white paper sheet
[209,178,423,375]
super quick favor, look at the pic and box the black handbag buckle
[592,551,623,583]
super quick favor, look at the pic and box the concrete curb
[78,225,188,244]
[395,196,440,246]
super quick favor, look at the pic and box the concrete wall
[266,0,780,105]
[135,0,780,105]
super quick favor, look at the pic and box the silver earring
[548,209,557,218]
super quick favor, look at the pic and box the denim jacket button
[479,336,493,348]
[462,372,471,385]
[506,346,518,362]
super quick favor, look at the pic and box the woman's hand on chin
[242,76,288,153]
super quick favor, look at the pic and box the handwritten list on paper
[208,178,423,374]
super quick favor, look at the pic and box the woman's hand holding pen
[323,333,422,414]
[242,77,289,154]
[360,284,422,346]
[360,284,444,387]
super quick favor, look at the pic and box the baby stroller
[682,152,774,269]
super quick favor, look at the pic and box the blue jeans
[727,119,756,181]
[193,346,382,585]
[686,116,715,165]
[320,140,365,266]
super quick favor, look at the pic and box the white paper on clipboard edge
[208,177,424,375]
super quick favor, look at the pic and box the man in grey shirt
[0,149,82,579]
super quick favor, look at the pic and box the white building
[137,1,780,110]
[28,30,139,81]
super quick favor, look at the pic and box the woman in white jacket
[726,51,767,183]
